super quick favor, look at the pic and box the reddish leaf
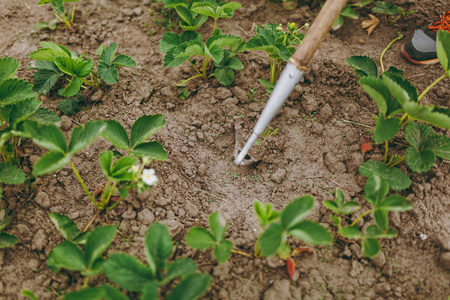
[286,257,296,280]
[361,142,373,153]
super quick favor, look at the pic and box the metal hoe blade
[233,0,348,166]
[234,63,304,165]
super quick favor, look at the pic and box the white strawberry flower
[142,169,158,186]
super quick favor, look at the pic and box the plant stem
[350,210,372,227]
[71,2,76,24]
[70,161,102,210]
[213,19,217,33]
[189,59,202,76]
[231,249,253,258]
[83,276,90,289]
[418,73,447,102]
[386,156,405,168]
[380,32,403,73]
[176,74,203,86]
[81,77,97,88]
[269,57,277,84]
[106,195,124,210]
[201,57,210,80]
[102,181,117,208]
[83,210,100,232]
[383,141,389,163]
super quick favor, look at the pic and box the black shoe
[401,11,450,65]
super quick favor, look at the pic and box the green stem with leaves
[70,161,101,210]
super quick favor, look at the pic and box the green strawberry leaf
[144,223,173,277]
[338,225,362,239]
[62,76,83,97]
[32,62,63,94]
[130,114,166,148]
[185,227,215,250]
[84,226,117,268]
[0,57,20,82]
[47,241,87,273]
[32,151,71,176]
[281,195,314,230]
[373,113,401,143]
[259,223,284,256]
[362,237,380,258]
[213,240,233,263]
[101,120,130,150]
[24,120,67,153]
[68,120,106,155]
[437,29,450,74]
[378,194,412,211]
[104,253,153,292]
[112,55,136,67]
[359,160,411,191]
[0,79,37,106]
[49,212,80,241]
[405,147,435,173]
[288,220,333,245]
[0,162,26,185]
[98,62,119,85]
[130,141,168,161]
[166,273,211,300]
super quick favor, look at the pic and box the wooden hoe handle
[290,0,348,70]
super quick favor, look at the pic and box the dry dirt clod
[137,209,154,225]
[31,229,47,252]
[271,169,286,184]
[440,252,450,270]
[263,279,292,300]
[371,252,386,268]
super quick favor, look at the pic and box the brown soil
[1,0,449,299]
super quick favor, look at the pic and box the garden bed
[0,0,449,299]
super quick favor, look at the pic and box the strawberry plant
[323,188,361,229]
[47,216,117,288]
[37,0,79,29]
[258,195,333,257]
[328,174,412,258]
[0,57,60,197]
[25,114,167,214]
[0,208,18,249]
[245,22,306,92]
[371,1,417,26]
[101,222,211,300]
[159,0,244,86]
[185,212,234,263]
[29,42,136,97]
[253,201,280,257]
[186,196,332,280]
[346,29,450,174]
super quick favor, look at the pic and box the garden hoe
[234,0,348,166]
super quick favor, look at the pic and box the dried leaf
[291,246,314,256]
[361,142,373,153]
[361,14,380,35]
[286,257,296,280]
